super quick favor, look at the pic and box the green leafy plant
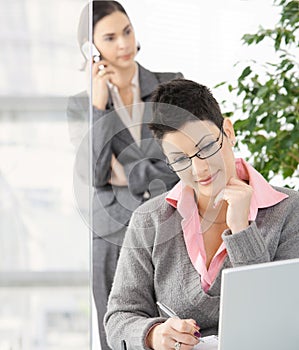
[220,0,299,187]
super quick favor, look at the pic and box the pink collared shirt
[166,158,288,292]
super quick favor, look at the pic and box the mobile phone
[91,43,101,62]
[81,41,101,62]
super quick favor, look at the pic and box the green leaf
[256,86,269,98]
[274,30,283,50]
[216,0,299,188]
[238,66,252,81]
[256,33,266,43]
[213,81,226,88]
[242,34,256,45]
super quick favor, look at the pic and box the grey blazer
[67,63,182,236]
[104,186,299,349]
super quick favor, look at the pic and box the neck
[110,62,136,90]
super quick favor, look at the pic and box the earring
[231,140,236,146]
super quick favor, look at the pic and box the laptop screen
[218,258,299,350]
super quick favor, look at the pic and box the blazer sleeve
[104,209,166,350]
[122,156,178,197]
[66,93,89,149]
[92,106,117,187]
[272,191,299,260]
[222,189,299,266]
[66,89,115,188]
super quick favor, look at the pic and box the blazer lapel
[104,90,138,150]
[138,63,160,101]
[138,64,161,154]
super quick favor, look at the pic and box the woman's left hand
[214,177,253,234]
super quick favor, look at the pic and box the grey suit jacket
[67,63,182,237]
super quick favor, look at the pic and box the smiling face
[93,11,137,68]
[162,119,237,200]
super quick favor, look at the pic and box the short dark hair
[149,79,224,140]
[77,1,129,60]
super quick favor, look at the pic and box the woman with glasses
[104,79,299,350]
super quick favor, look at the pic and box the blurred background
[0,0,90,349]
[0,0,297,349]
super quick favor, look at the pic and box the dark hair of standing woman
[77,1,129,60]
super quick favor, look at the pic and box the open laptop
[194,258,299,350]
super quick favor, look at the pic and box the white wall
[0,0,281,99]
[111,0,280,102]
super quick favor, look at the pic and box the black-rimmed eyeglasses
[166,126,224,172]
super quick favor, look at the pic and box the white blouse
[107,63,144,147]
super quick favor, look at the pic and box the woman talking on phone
[67,1,182,349]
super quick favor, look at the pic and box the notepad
[193,335,218,350]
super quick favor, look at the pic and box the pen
[156,301,179,318]
[156,301,203,342]
[121,340,127,350]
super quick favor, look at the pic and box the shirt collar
[166,181,198,220]
[235,158,288,220]
[166,158,288,221]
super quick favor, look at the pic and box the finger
[214,187,252,212]
[214,187,243,205]
[226,178,253,197]
[169,319,201,339]
[92,62,102,75]
[227,177,249,187]
[93,59,109,68]
[97,69,108,77]
[213,188,240,206]
[171,339,198,350]
[214,177,251,207]
[213,189,225,208]
[95,70,115,79]
[185,319,200,330]
[170,331,200,347]
[92,60,110,75]
[98,63,106,71]
[159,320,200,349]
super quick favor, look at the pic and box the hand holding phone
[81,41,115,109]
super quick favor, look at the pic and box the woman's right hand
[92,60,115,110]
[146,318,201,350]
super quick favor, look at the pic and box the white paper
[193,335,218,350]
